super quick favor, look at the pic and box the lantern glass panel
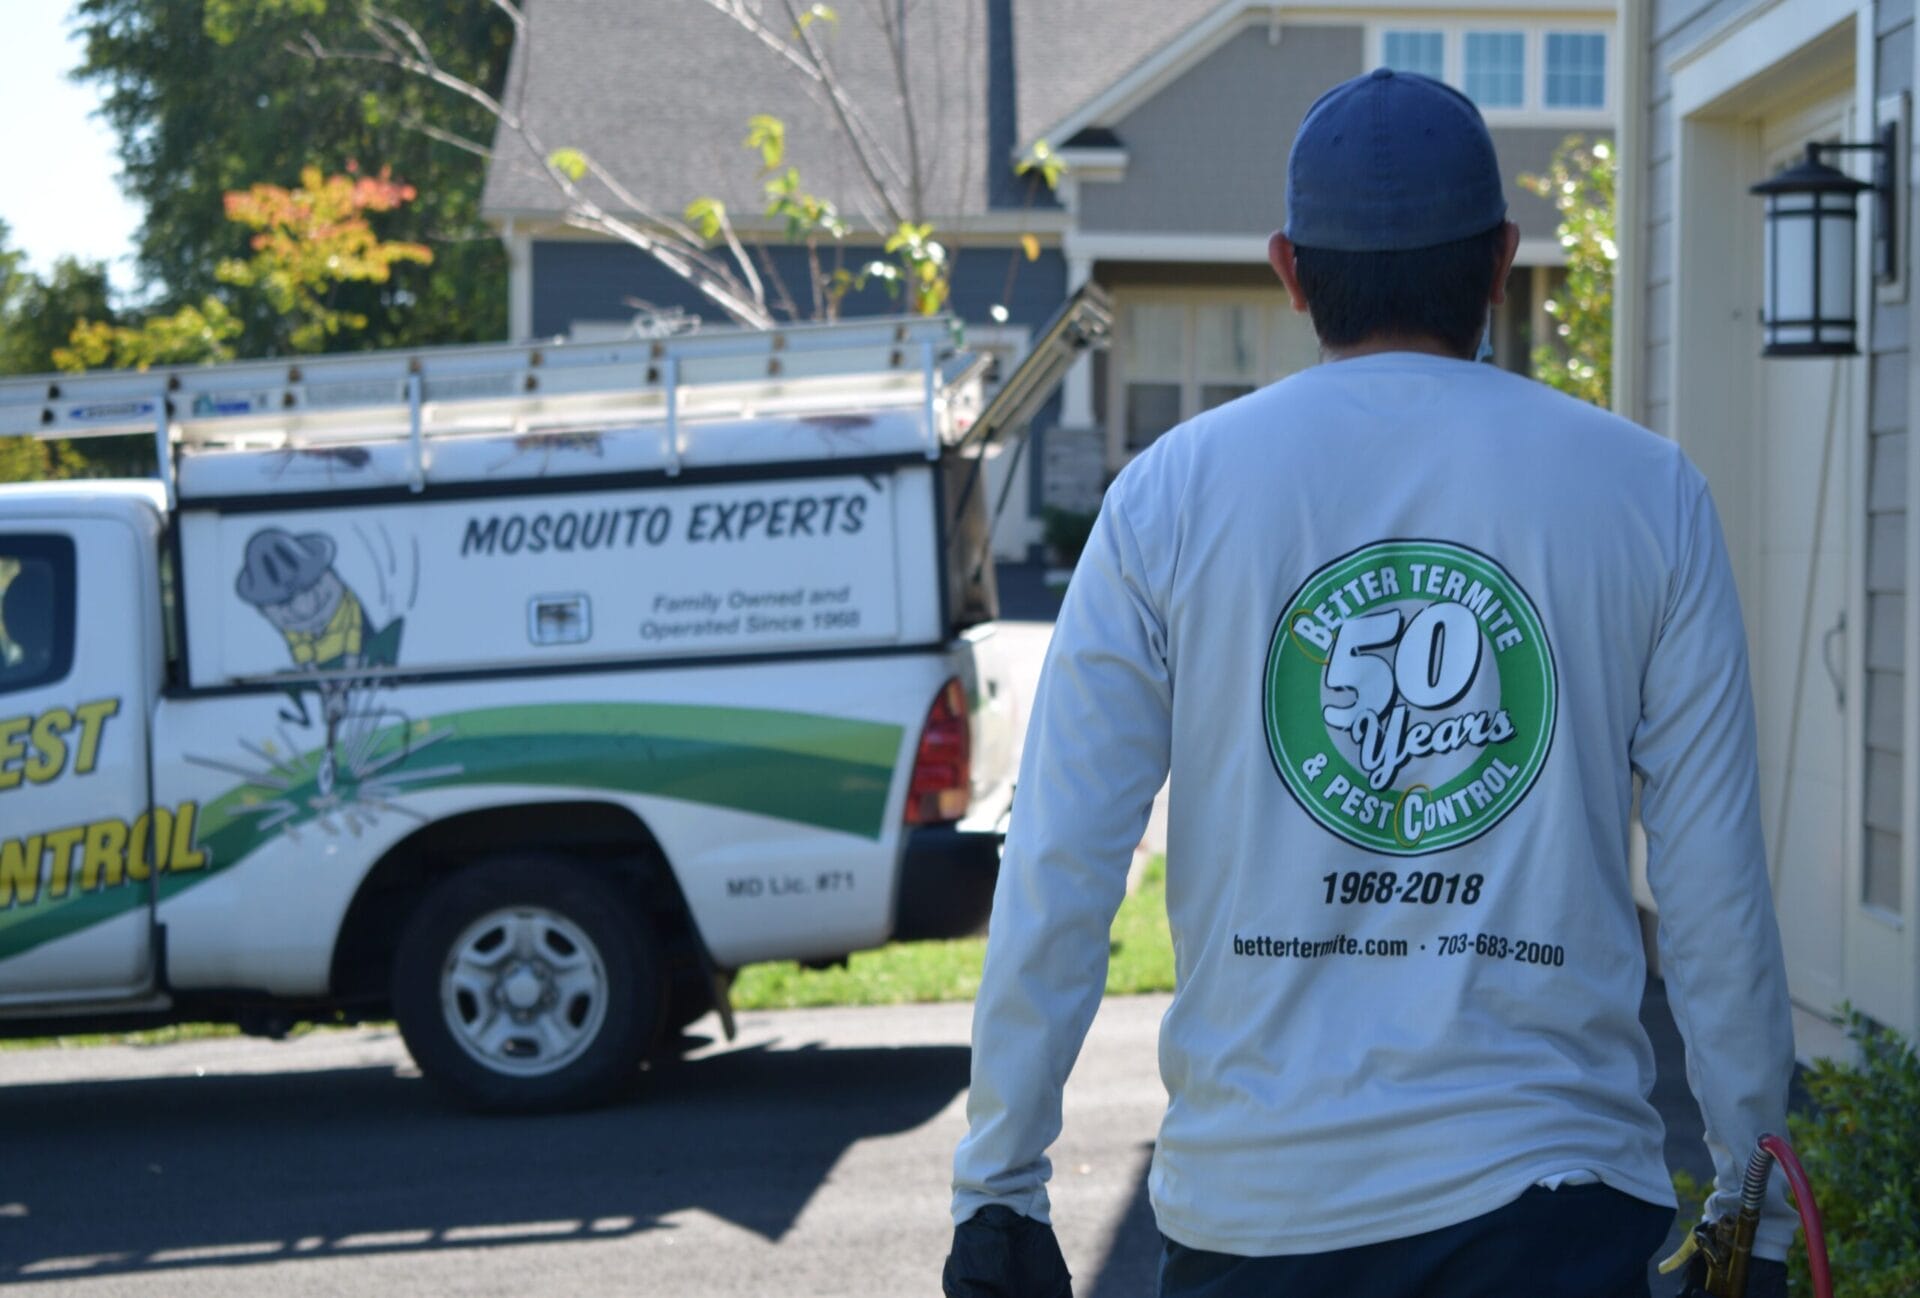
[1818,210,1856,323]
[1762,207,1776,330]
[1772,209,1815,323]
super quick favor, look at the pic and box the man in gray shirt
[946,69,1796,1298]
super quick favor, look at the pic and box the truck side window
[0,534,77,696]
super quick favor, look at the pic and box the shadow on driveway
[0,1038,968,1283]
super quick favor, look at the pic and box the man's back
[949,67,1794,1298]
[953,352,1790,1259]
[1116,353,1738,1251]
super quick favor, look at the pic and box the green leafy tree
[0,221,99,479]
[1518,137,1615,408]
[56,167,434,371]
[0,436,93,484]
[0,234,117,377]
[72,0,511,353]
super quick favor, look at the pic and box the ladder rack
[0,316,964,504]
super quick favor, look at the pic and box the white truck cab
[0,298,1109,1110]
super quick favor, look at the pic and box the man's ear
[1269,231,1310,313]
[1489,220,1521,307]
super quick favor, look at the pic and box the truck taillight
[905,678,971,825]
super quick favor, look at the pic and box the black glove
[943,1204,1073,1298]
[1672,1252,1789,1298]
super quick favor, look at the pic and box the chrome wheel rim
[440,906,609,1078]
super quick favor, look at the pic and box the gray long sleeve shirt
[952,352,1797,1259]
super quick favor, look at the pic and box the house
[481,0,1618,556]
[1615,0,1918,1050]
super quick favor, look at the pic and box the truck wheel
[392,856,660,1112]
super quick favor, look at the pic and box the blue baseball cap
[1285,68,1508,252]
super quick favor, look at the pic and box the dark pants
[1159,1183,1673,1298]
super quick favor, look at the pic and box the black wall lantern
[1750,125,1898,357]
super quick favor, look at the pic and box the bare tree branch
[949,0,977,224]
[297,30,516,131]
[298,16,774,329]
[697,0,911,226]
[559,206,772,327]
[368,8,438,70]
[481,0,526,40]
[872,0,924,222]
[395,114,493,159]
[709,207,768,313]
[696,0,824,82]
[753,243,804,321]
[575,154,714,257]
[776,0,916,211]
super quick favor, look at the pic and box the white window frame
[1542,30,1609,112]
[1379,27,1446,81]
[1364,21,1613,126]
[1105,288,1320,466]
[1462,28,1529,111]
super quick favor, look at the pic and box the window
[1464,32,1525,108]
[1381,30,1443,81]
[1544,33,1606,108]
[0,534,76,696]
[1194,304,1260,412]
[1115,298,1320,453]
[1122,303,1187,451]
[1371,27,1608,114]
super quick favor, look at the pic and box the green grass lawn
[732,854,1174,1009]
[0,857,1174,1047]
[0,1021,243,1051]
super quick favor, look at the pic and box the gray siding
[529,240,1068,337]
[1867,0,1911,912]
[1641,0,1910,912]
[1075,26,1362,236]
[1073,25,1589,241]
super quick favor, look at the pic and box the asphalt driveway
[0,982,1715,1296]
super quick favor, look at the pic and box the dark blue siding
[532,240,1067,336]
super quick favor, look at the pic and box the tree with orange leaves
[217,165,433,352]
[58,167,434,372]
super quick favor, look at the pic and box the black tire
[391,855,660,1113]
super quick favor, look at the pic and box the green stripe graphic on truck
[0,702,903,962]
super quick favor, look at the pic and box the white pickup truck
[0,299,1107,1110]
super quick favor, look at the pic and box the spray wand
[1658,1133,1833,1298]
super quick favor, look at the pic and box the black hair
[1291,224,1506,357]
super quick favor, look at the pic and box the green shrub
[1042,506,1098,566]
[1784,1011,1920,1297]
[1671,1166,1710,1229]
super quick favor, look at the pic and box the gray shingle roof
[481,0,1223,223]
[1012,0,1226,147]
[484,0,998,223]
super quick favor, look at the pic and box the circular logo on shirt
[1263,539,1556,855]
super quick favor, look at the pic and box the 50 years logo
[1263,539,1556,855]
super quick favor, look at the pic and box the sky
[0,0,146,295]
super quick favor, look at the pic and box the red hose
[1757,1134,1834,1298]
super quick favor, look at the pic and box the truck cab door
[0,510,160,1005]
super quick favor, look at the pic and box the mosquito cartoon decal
[235,528,403,674]
[188,524,458,839]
